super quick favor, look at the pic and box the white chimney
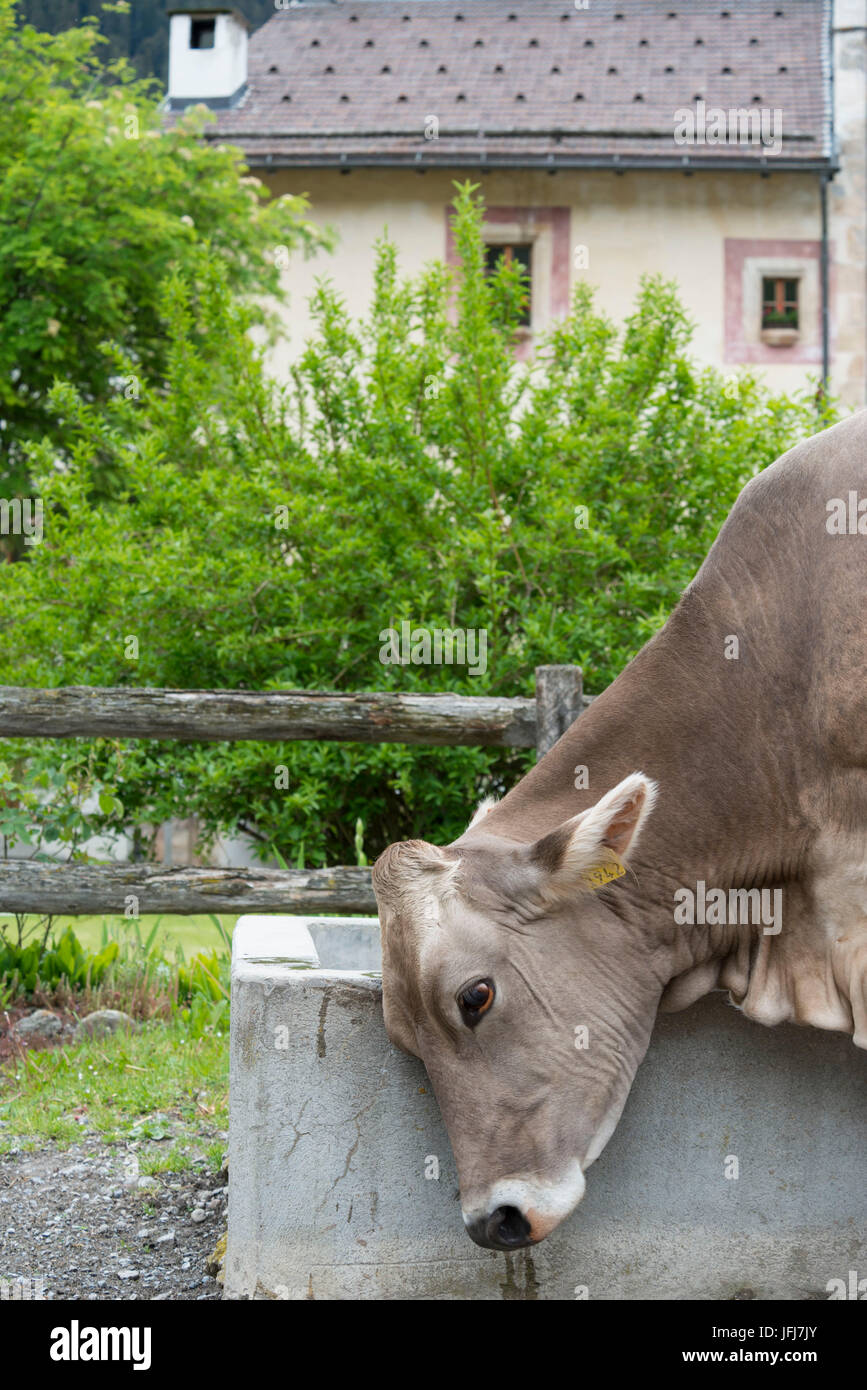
[167,4,249,109]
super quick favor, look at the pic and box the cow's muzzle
[465,1205,534,1251]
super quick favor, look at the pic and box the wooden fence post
[534,665,584,758]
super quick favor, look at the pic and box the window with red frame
[761,276,799,330]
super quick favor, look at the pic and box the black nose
[467,1205,533,1251]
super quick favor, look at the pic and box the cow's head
[372,773,661,1250]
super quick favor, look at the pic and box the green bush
[0,923,118,995]
[0,185,833,861]
[0,911,230,1020]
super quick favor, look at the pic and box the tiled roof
[203,0,833,169]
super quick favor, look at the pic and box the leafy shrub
[0,186,834,861]
[0,923,117,995]
[0,913,229,1018]
[0,0,326,506]
[177,950,229,1005]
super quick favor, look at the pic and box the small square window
[484,242,532,327]
[761,276,799,330]
[190,17,216,50]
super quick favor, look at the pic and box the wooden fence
[0,666,586,916]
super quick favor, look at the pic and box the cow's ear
[529,773,657,893]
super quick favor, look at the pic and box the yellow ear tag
[581,855,627,891]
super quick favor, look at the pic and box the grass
[0,1016,228,1164]
[0,912,233,1173]
[1,909,233,1015]
[0,913,240,960]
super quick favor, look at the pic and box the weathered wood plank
[0,863,378,916]
[0,686,544,748]
[535,665,585,757]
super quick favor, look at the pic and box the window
[762,276,799,330]
[190,17,216,49]
[724,239,818,363]
[484,242,532,326]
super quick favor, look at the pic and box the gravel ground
[0,1138,228,1300]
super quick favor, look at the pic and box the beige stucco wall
[258,164,850,401]
[831,1,867,409]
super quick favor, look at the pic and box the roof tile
[198,0,831,168]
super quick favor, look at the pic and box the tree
[0,187,834,865]
[17,0,279,83]
[0,0,327,512]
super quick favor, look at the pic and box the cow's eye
[458,979,495,1026]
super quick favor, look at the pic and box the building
[166,0,867,408]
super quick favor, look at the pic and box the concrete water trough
[226,914,867,1300]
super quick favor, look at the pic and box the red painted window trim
[724,237,826,366]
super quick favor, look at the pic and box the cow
[372,410,867,1252]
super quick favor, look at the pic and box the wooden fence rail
[0,666,585,915]
[0,863,377,917]
[0,674,589,749]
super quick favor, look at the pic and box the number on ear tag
[580,856,626,891]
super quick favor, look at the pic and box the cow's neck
[487,584,816,981]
